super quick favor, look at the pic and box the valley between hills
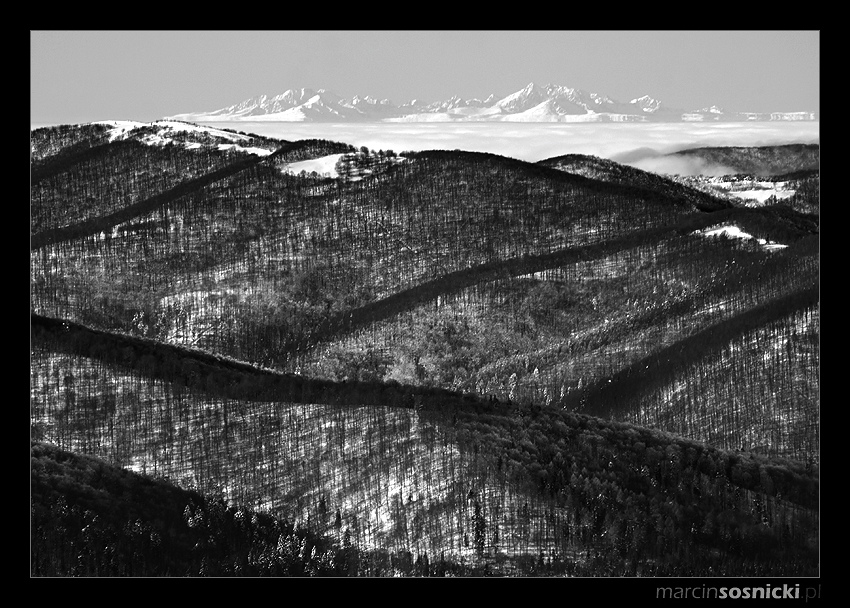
[30,121,819,577]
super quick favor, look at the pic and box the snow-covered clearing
[696,224,787,251]
[281,153,345,178]
[95,120,273,156]
[726,185,795,204]
[696,176,797,205]
[97,120,148,140]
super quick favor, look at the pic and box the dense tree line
[272,138,357,166]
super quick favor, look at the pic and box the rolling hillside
[30,122,819,576]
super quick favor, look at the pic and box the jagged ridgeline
[30,122,819,576]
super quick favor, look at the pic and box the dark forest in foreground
[30,121,819,576]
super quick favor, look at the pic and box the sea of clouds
[201,121,820,176]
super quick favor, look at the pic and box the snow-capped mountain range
[168,83,817,123]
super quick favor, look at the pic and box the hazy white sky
[31,30,820,126]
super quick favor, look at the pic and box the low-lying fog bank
[199,120,819,174]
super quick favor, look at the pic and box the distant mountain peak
[166,84,818,124]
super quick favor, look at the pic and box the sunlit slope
[31,143,738,363]
[31,317,819,576]
[287,227,817,460]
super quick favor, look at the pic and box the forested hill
[30,122,356,244]
[31,310,819,576]
[31,122,819,576]
[537,153,732,212]
[31,441,377,576]
[659,143,820,176]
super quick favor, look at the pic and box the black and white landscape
[30,31,819,580]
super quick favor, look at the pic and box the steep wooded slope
[31,314,819,576]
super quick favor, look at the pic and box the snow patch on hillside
[685,175,798,204]
[95,120,273,156]
[216,143,273,156]
[98,120,148,141]
[282,153,345,178]
[697,224,788,251]
[727,187,795,204]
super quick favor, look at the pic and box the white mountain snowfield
[167,83,818,124]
